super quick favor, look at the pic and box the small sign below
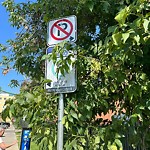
[45,47,77,93]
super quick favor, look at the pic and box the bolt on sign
[47,15,77,46]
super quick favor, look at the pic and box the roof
[0,91,16,96]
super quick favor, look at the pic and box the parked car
[0,122,10,129]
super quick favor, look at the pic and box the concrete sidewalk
[2,124,19,150]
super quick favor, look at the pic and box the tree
[1,0,150,149]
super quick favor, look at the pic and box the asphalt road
[2,124,19,150]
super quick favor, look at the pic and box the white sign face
[45,48,77,93]
[47,15,77,46]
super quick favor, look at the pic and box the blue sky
[0,0,29,94]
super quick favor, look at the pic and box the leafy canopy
[1,0,150,149]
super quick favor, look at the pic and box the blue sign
[20,128,31,150]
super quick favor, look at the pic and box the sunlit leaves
[112,33,122,45]
[90,58,101,79]
[122,33,130,43]
[115,6,130,25]
[143,19,150,32]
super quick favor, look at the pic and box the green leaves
[115,6,129,25]
[122,33,130,43]
[24,92,34,100]
[70,109,78,120]
[112,33,122,45]
[108,25,117,35]
[95,136,100,144]
[87,0,94,12]
[143,19,149,32]
[115,139,123,148]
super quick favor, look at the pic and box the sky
[0,0,29,94]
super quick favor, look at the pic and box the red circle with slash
[50,19,73,40]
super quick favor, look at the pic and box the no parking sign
[47,15,77,46]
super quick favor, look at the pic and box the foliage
[1,0,150,149]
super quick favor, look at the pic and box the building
[0,92,14,113]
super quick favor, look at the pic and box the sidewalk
[2,124,19,150]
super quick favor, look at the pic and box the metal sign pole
[57,93,64,150]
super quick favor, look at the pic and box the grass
[16,131,39,150]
